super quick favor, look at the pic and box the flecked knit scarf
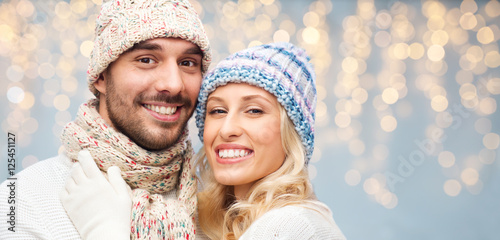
[60,99,197,239]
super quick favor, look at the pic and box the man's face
[94,38,203,151]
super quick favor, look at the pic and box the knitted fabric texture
[195,42,317,162]
[87,0,212,96]
[60,99,197,239]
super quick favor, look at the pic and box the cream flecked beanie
[87,0,212,96]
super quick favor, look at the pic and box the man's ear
[94,72,107,95]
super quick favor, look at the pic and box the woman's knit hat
[87,0,211,96]
[195,42,317,163]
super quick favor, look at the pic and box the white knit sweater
[240,204,346,240]
[0,154,183,240]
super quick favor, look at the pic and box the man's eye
[180,60,195,67]
[139,58,155,64]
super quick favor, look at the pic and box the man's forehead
[125,38,202,55]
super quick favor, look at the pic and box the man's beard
[104,75,193,151]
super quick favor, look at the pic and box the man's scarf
[60,99,197,239]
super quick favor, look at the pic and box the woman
[61,42,345,239]
[194,42,345,239]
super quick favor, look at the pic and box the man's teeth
[145,104,177,115]
[218,149,250,159]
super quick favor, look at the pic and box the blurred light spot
[55,1,72,19]
[349,139,365,156]
[53,94,71,111]
[6,65,24,82]
[61,40,78,57]
[484,50,500,68]
[487,77,500,94]
[351,88,368,104]
[443,179,462,197]
[435,111,453,128]
[316,101,327,118]
[380,115,397,132]
[373,144,389,161]
[479,148,496,164]
[44,79,60,95]
[459,12,477,30]
[302,27,320,44]
[477,26,494,44]
[381,192,398,209]
[427,45,445,61]
[431,95,448,112]
[393,43,409,60]
[475,118,492,134]
[19,92,35,110]
[459,83,477,100]
[228,40,245,53]
[483,132,500,150]
[460,0,478,14]
[423,1,446,18]
[335,112,351,128]
[408,42,424,60]
[260,0,274,5]
[363,178,380,195]
[255,14,272,31]
[279,20,296,35]
[342,57,358,73]
[22,118,38,134]
[22,155,39,169]
[303,11,320,27]
[308,164,317,180]
[38,63,56,79]
[485,0,500,17]
[345,169,361,186]
[478,97,497,115]
[222,1,239,19]
[20,34,38,52]
[80,40,94,58]
[466,180,483,195]
[55,111,72,126]
[248,40,263,48]
[449,27,469,45]
[461,168,479,186]
[7,86,25,103]
[374,31,391,48]
[376,11,392,29]
[273,29,290,42]
[466,45,483,63]
[382,88,399,104]
[427,16,445,31]
[395,100,413,118]
[438,151,455,168]
[16,0,35,17]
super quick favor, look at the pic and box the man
[0,0,211,239]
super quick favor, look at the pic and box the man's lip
[141,101,183,108]
[142,104,182,121]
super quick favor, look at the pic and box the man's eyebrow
[125,42,163,53]
[184,46,203,56]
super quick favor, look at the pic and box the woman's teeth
[218,149,250,159]
[144,104,177,115]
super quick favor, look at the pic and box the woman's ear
[93,72,107,95]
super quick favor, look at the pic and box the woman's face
[203,83,286,198]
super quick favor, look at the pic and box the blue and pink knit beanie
[195,42,317,163]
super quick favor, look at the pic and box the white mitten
[60,150,132,240]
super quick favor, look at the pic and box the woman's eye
[208,109,226,115]
[247,109,263,114]
[139,58,155,64]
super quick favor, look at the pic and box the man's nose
[154,61,184,95]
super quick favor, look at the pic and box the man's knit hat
[195,42,317,163]
[87,0,211,96]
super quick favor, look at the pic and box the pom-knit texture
[60,99,197,239]
[195,42,317,162]
[87,0,212,96]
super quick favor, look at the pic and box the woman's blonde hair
[195,105,318,240]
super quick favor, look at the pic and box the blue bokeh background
[1,0,499,239]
